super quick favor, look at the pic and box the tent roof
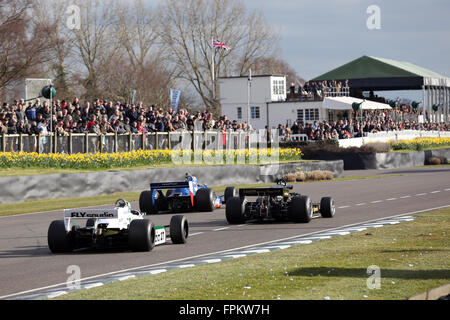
[311,56,450,90]
[322,96,391,110]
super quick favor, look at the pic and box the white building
[219,75,331,130]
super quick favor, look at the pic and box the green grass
[57,208,450,300]
[0,174,402,217]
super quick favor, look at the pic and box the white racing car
[47,199,189,253]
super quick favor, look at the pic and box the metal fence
[0,130,286,154]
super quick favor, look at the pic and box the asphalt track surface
[0,166,449,299]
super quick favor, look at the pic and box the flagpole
[211,37,215,102]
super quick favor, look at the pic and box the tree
[158,0,280,115]
[0,0,53,93]
[249,56,305,88]
[70,0,122,100]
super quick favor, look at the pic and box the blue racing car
[139,174,222,214]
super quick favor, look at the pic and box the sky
[144,0,450,101]
[241,0,450,101]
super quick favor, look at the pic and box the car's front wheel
[170,215,189,244]
[320,197,335,218]
[128,219,155,252]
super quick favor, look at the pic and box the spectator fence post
[168,132,172,149]
[69,133,73,155]
[53,133,58,154]
[2,134,5,152]
[98,134,103,154]
[114,132,118,153]
[129,133,133,152]
[84,133,88,154]
[37,133,42,154]
[19,134,23,152]
[142,132,146,151]
[155,133,159,149]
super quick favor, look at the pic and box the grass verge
[57,208,450,300]
[0,174,402,217]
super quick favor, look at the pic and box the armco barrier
[0,160,343,204]
[309,148,450,170]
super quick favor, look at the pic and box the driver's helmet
[191,176,198,185]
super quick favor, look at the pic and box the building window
[328,110,334,122]
[299,108,319,123]
[237,107,242,119]
[250,106,260,119]
[272,79,285,95]
[297,109,304,125]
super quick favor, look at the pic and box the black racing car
[224,180,335,224]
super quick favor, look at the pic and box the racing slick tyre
[139,190,158,215]
[226,197,247,224]
[289,195,313,223]
[170,215,189,244]
[224,187,238,204]
[320,197,335,218]
[195,188,215,212]
[128,219,155,252]
[48,220,75,253]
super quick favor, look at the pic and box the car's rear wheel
[224,186,238,204]
[289,195,313,223]
[226,197,247,224]
[128,219,155,252]
[170,215,189,244]
[48,220,75,253]
[195,188,215,212]
[320,197,335,218]
[139,191,158,215]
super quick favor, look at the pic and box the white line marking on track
[386,198,397,201]
[337,206,350,209]
[400,195,411,199]
[4,204,450,300]
[189,232,203,236]
[415,193,427,196]
[356,203,366,206]
[430,191,441,194]
[445,188,450,191]
[370,200,383,204]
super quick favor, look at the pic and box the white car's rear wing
[64,209,119,219]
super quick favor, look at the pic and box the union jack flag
[212,40,230,50]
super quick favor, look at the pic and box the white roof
[322,96,392,110]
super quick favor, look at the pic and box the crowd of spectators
[289,80,350,101]
[1,97,449,146]
[281,107,450,142]
[0,98,253,137]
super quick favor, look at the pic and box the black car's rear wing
[150,182,190,190]
[239,186,292,197]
